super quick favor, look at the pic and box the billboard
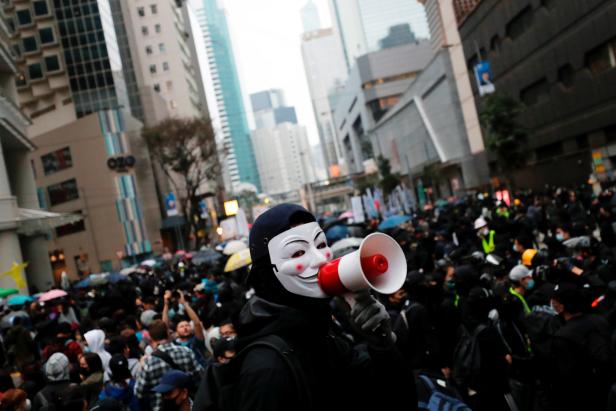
[474,61,495,96]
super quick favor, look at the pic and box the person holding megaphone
[195,204,414,411]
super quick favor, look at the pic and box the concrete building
[0,19,57,292]
[194,0,260,192]
[250,89,297,130]
[458,0,616,188]
[114,0,205,121]
[301,27,348,177]
[300,0,321,33]
[328,0,430,69]
[5,0,163,278]
[251,123,315,196]
[332,41,433,174]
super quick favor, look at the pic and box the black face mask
[161,392,183,411]
[79,367,90,377]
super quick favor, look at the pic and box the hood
[45,352,69,381]
[237,296,330,348]
[84,329,106,353]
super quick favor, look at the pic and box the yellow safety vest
[481,230,496,254]
[509,287,531,315]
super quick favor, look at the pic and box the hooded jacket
[232,296,414,411]
[84,329,112,373]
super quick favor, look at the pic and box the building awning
[17,208,83,236]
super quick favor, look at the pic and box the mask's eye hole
[291,250,305,258]
[316,242,327,249]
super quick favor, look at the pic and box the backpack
[417,374,472,411]
[36,388,67,411]
[452,323,487,389]
[193,334,311,411]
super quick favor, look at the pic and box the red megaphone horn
[318,233,407,296]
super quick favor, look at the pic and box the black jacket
[233,297,415,411]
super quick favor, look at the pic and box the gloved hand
[349,291,396,349]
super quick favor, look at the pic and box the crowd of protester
[0,185,615,411]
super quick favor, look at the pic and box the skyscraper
[250,89,297,130]
[6,0,162,276]
[301,28,347,177]
[329,0,430,69]
[195,0,260,192]
[300,0,321,33]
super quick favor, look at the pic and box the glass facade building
[52,0,130,118]
[199,0,260,192]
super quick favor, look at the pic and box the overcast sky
[223,0,331,146]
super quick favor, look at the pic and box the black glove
[349,291,396,349]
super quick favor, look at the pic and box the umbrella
[107,272,129,284]
[0,288,19,298]
[224,248,252,272]
[0,311,29,329]
[325,224,349,243]
[192,249,223,265]
[39,289,67,302]
[378,215,412,231]
[223,240,247,256]
[7,295,33,306]
[175,250,187,256]
[140,259,157,267]
[74,279,91,289]
[120,266,137,275]
[338,211,354,220]
[331,237,363,258]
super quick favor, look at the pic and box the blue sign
[165,192,178,217]
[474,61,495,96]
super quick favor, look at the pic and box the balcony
[0,195,19,232]
[0,40,16,73]
[0,88,32,147]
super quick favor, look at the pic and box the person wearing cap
[98,354,138,411]
[508,265,534,315]
[32,353,72,411]
[134,320,202,411]
[194,204,413,411]
[549,283,616,411]
[151,370,192,411]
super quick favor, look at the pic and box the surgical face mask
[478,228,489,237]
[525,279,535,290]
[445,280,456,290]
[267,222,332,298]
[23,399,31,411]
[512,244,519,253]
[555,233,564,242]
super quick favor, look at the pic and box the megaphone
[318,233,407,296]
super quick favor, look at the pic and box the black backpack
[193,334,312,411]
[452,323,487,389]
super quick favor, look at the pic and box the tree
[479,93,529,184]
[143,117,220,248]
[377,156,400,195]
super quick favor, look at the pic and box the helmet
[474,216,488,230]
[522,249,538,267]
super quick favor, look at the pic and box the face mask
[525,279,535,290]
[478,228,489,237]
[267,222,332,298]
[79,367,90,377]
[512,244,519,253]
[445,280,456,290]
[555,233,564,242]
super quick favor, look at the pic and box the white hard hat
[474,216,488,230]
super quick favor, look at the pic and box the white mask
[267,222,333,298]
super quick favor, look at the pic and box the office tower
[6,0,162,277]
[301,0,321,33]
[329,0,429,69]
[301,27,347,177]
[194,0,261,192]
[250,89,297,130]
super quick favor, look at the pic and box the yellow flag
[1,261,28,289]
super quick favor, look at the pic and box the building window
[44,55,61,72]
[586,39,616,76]
[159,42,165,52]
[506,6,533,40]
[27,63,44,81]
[149,64,157,74]
[155,24,161,33]
[42,147,73,175]
[520,78,549,105]
[557,64,575,89]
[162,61,169,71]
[55,212,85,237]
[16,72,27,88]
[33,0,49,16]
[6,17,15,34]
[16,9,33,26]
[150,4,157,14]
[22,36,38,53]
[153,83,160,92]
[39,27,55,44]
[490,35,501,52]
[47,178,79,206]
[145,45,153,55]
[142,26,148,35]
[137,7,145,16]
[12,44,21,59]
